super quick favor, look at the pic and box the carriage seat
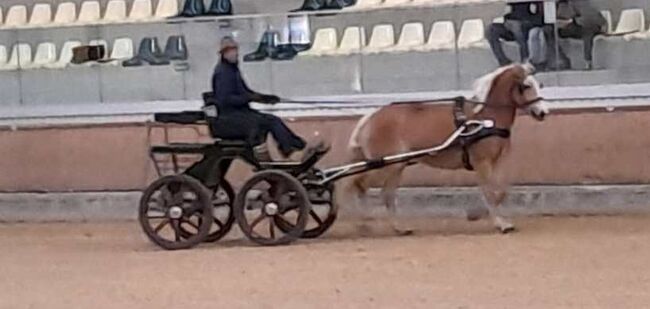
[154,111,206,124]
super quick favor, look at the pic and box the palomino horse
[344,64,549,233]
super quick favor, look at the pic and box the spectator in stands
[486,1,545,66]
[211,36,306,160]
[556,0,606,70]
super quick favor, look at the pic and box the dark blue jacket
[211,60,254,111]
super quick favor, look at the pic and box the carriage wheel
[138,175,212,250]
[234,170,311,246]
[274,184,338,238]
[178,180,236,243]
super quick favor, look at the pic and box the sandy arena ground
[1,216,650,309]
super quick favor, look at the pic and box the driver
[211,36,307,161]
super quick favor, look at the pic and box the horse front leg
[475,160,515,233]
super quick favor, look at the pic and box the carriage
[138,106,496,250]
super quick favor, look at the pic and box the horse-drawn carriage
[139,64,548,250]
[139,106,496,250]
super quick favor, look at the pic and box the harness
[452,97,511,171]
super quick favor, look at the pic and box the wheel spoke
[182,217,200,231]
[212,201,230,207]
[153,218,170,233]
[213,218,224,229]
[269,219,276,239]
[309,210,324,225]
[147,214,167,220]
[249,213,266,234]
[171,219,182,241]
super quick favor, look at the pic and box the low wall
[2,106,650,192]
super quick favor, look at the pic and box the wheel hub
[264,202,279,216]
[168,206,183,219]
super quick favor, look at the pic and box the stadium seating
[334,26,366,55]
[109,38,135,65]
[457,19,487,49]
[46,41,82,69]
[78,1,101,24]
[300,28,337,56]
[383,0,412,7]
[4,5,28,28]
[600,10,612,34]
[26,42,57,69]
[389,22,425,52]
[363,24,395,53]
[29,4,52,26]
[129,0,153,20]
[155,0,180,18]
[104,0,128,23]
[54,2,78,25]
[345,0,383,10]
[613,9,645,35]
[420,21,455,51]
[1,43,32,70]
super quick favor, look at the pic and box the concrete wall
[3,106,650,192]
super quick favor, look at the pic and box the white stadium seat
[391,22,425,52]
[29,3,52,26]
[27,42,57,68]
[335,26,366,55]
[383,0,412,7]
[155,0,179,18]
[104,0,128,23]
[1,44,32,70]
[457,19,487,49]
[78,1,101,24]
[129,0,153,20]
[108,38,134,64]
[363,24,395,53]
[301,28,337,56]
[0,7,4,25]
[54,2,77,25]
[600,10,612,34]
[45,41,81,69]
[5,5,28,28]
[421,20,456,51]
[613,9,645,35]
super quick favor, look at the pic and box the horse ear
[522,62,536,75]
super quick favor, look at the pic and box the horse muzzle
[531,110,547,121]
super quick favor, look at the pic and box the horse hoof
[499,225,516,234]
[393,228,414,236]
[465,207,489,221]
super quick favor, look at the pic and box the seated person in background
[486,1,545,66]
[556,0,606,70]
[211,36,307,161]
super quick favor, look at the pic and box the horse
[342,63,549,234]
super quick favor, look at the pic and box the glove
[249,93,264,102]
[263,95,281,104]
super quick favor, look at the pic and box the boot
[122,57,143,67]
[138,37,170,65]
[291,0,326,12]
[164,35,188,61]
[270,44,297,61]
[177,0,205,17]
[243,31,278,62]
[324,0,354,9]
[206,0,232,16]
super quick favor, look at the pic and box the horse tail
[348,111,374,150]
[336,112,374,212]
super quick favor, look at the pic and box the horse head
[477,63,549,122]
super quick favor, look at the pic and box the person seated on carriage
[209,36,314,161]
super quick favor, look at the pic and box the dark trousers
[486,20,532,66]
[258,113,306,154]
[558,22,602,62]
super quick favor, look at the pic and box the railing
[0,0,647,112]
